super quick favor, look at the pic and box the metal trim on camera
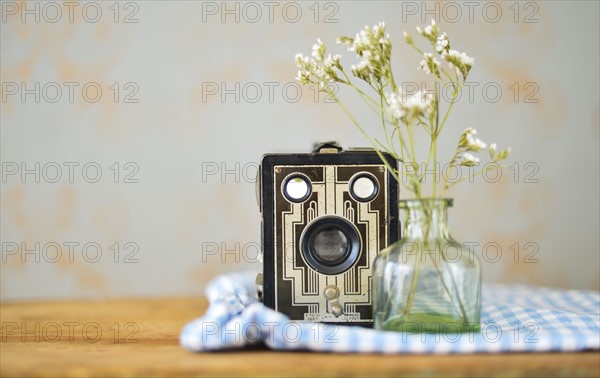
[300,215,362,275]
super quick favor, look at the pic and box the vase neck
[400,198,452,240]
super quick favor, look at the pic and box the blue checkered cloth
[180,271,600,353]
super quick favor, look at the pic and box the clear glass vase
[373,198,481,333]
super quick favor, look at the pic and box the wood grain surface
[1,298,598,377]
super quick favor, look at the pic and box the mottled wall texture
[1,1,598,301]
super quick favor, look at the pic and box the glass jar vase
[373,198,481,333]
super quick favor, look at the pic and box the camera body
[258,144,399,325]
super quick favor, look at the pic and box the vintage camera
[256,142,400,325]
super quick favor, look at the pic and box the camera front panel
[261,152,399,325]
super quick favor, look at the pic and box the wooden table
[1,298,598,377]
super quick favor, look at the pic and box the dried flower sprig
[295,20,511,198]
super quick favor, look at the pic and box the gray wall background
[1,1,598,301]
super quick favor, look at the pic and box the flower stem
[407,123,421,197]
[327,89,408,193]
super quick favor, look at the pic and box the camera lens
[300,216,361,275]
[312,228,349,264]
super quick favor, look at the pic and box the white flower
[324,54,343,70]
[405,91,433,111]
[495,146,511,161]
[458,128,486,151]
[373,21,385,33]
[385,90,403,119]
[466,129,486,151]
[337,23,392,83]
[446,50,474,66]
[295,70,310,84]
[489,143,497,159]
[295,53,307,64]
[417,53,440,76]
[352,59,371,71]
[311,39,325,61]
[386,90,433,121]
[295,46,342,87]
[443,49,474,78]
[417,19,438,43]
[463,152,478,162]
[294,54,312,84]
[436,32,449,54]
[461,152,480,166]
[423,19,435,35]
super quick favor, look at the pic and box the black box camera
[257,143,400,325]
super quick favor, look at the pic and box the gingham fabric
[180,271,600,353]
